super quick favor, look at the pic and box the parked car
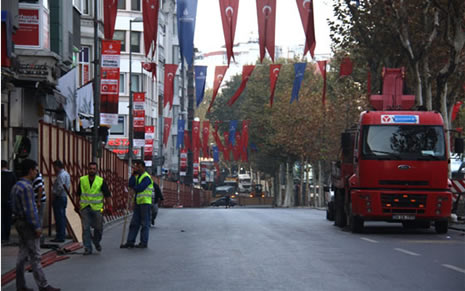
[210,196,238,207]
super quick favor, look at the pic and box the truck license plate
[393,215,415,220]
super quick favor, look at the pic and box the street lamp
[128,16,143,176]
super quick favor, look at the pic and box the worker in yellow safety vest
[76,162,112,255]
[121,160,153,249]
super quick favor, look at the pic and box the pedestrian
[151,182,164,226]
[11,159,60,291]
[76,162,112,255]
[51,160,70,243]
[121,160,153,248]
[2,160,17,244]
[33,171,47,246]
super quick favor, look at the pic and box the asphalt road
[4,208,465,291]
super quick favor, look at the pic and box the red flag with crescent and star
[207,66,228,112]
[142,0,159,58]
[241,120,249,162]
[142,62,157,80]
[269,64,281,107]
[296,0,316,58]
[213,123,224,153]
[202,120,210,158]
[183,130,191,151]
[233,131,241,161]
[164,64,178,110]
[227,65,255,106]
[163,117,172,146]
[219,0,239,65]
[192,120,201,155]
[339,57,353,77]
[103,0,118,39]
[257,0,276,63]
[317,60,327,105]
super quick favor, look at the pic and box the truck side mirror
[455,138,464,154]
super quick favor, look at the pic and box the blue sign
[393,115,418,123]
[177,0,198,67]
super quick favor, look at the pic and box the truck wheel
[350,215,364,233]
[334,191,346,227]
[434,220,448,234]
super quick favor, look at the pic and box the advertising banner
[100,40,121,125]
[13,8,40,47]
[133,92,145,147]
[144,126,155,167]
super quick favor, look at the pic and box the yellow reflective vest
[80,175,104,211]
[135,172,153,205]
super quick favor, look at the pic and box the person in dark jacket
[2,160,16,243]
[151,182,164,226]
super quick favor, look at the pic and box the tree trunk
[283,160,294,207]
[306,162,311,207]
[318,160,324,207]
[277,164,283,207]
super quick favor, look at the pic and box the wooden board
[65,199,83,243]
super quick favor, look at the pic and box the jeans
[38,202,45,245]
[151,203,159,224]
[81,206,103,252]
[127,204,151,245]
[52,196,67,240]
[16,228,48,289]
[1,204,12,241]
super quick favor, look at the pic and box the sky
[194,0,335,57]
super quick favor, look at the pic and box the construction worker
[76,162,112,255]
[121,160,153,249]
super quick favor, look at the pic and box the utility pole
[186,65,194,185]
[92,0,100,162]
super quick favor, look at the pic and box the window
[78,46,90,86]
[110,116,125,135]
[119,74,125,94]
[131,74,140,92]
[117,0,125,9]
[131,0,141,11]
[130,31,141,53]
[113,30,126,52]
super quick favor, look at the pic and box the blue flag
[229,120,238,146]
[212,145,219,162]
[291,63,307,103]
[250,143,258,152]
[177,0,198,67]
[194,66,207,107]
[177,119,185,149]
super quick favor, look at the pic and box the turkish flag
[143,0,159,58]
[227,65,255,106]
[213,123,224,153]
[296,0,316,58]
[103,0,118,39]
[192,120,201,152]
[142,62,157,80]
[219,0,239,65]
[164,64,178,110]
[202,120,210,158]
[241,120,249,161]
[452,101,464,121]
[269,64,281,107]
[340,57,353,77]
[317,60,327,105]
[223,131,230,161]
[163,117,172,146]
[257,0,276,63]
[207,66,228,112]
[233,131,241,161]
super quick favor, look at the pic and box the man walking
[33,171,47,246]
[76,162,112,255]
[11,159,60,291]
[51,160,70,243]
[151,182,164,226]
[2,160,16,243]
[121,160,153,248]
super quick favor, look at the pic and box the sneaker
[95,244,102,252]
[120,243,134,248]
[50,239,65,243]
[39,285,61,291]
[83,249,92,256]
[135,243,147,248]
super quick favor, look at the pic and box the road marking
[360,237,378,243]
[394,248,420,256]
[442,264,465,274]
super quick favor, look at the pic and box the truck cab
[238,173,252,193]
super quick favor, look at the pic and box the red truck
[330,67,462,234]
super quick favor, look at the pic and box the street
[4,208,465,291]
